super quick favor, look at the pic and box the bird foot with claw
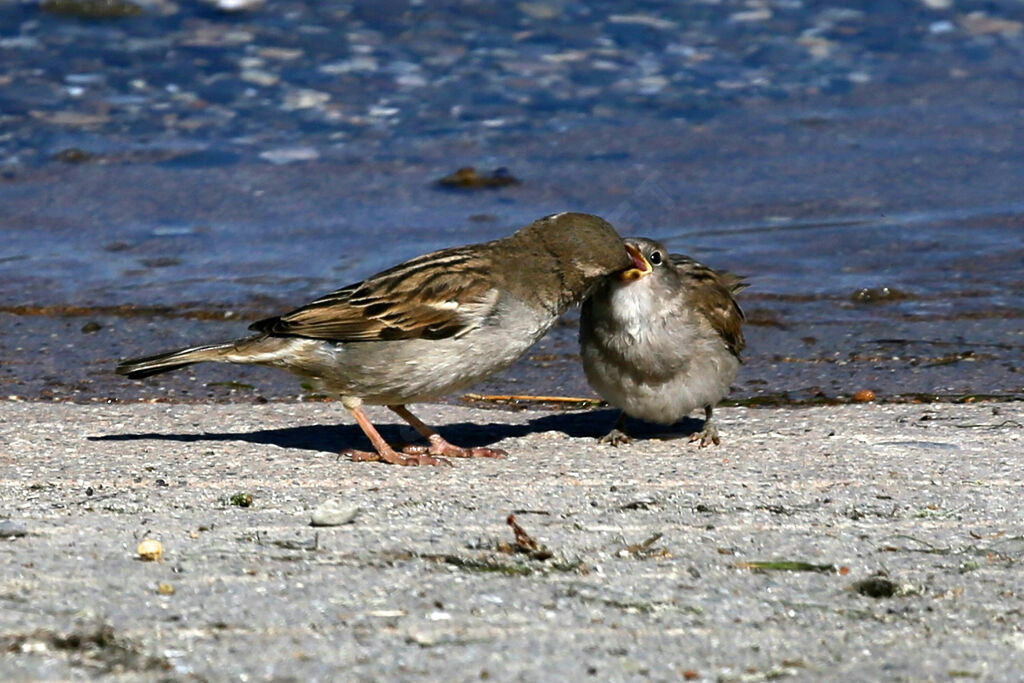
[689,422,721,448]
[401,438,507,459]
[598,428,632,446]
[341,448,453,467]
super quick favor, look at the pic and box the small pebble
[310,501,360,527]
[0,520,28,538]
[852,389,876,403]
[850,287,908,303]
[437,166,520,190]
[137,538,163,561]
[54,148,97,163]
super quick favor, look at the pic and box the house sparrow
[579,237,747,447]
[118,212,632,466]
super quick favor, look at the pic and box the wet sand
[2,2,1023,405]
[4,81,1023,406]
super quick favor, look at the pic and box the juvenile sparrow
[579,237,747,447]
[118,212,632,466]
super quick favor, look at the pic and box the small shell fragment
[137,539,164,561]
[310,500,360,527]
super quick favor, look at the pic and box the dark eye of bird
[649,250,663,266]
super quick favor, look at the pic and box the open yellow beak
[620,243,652,282]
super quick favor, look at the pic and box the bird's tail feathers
[720,271,749,295]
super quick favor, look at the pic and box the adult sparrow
[118,212,632,466]
[579,237,747,447]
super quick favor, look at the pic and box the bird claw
[689,421,721,448]
[598,428,632,446]
[402,442,507,459]
[464,447,508,459]
[341,448,453,467]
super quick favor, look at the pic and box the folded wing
[250,246,499,342]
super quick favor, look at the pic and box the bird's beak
[620,243,652,282]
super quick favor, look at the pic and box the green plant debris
[913,504,968,519]
[735,560,836,573]
[269,535,319,551]
[229,492,253,507]
[550,559,589,574]
[435,554,534,576]
[955,420,1023,429]
[597,598,661,614]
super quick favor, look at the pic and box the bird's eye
[649,250,663,266]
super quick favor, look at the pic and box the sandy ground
[1,400,1022,681]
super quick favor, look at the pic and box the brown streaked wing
[249,247,499,341]
[671,254,747,357]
